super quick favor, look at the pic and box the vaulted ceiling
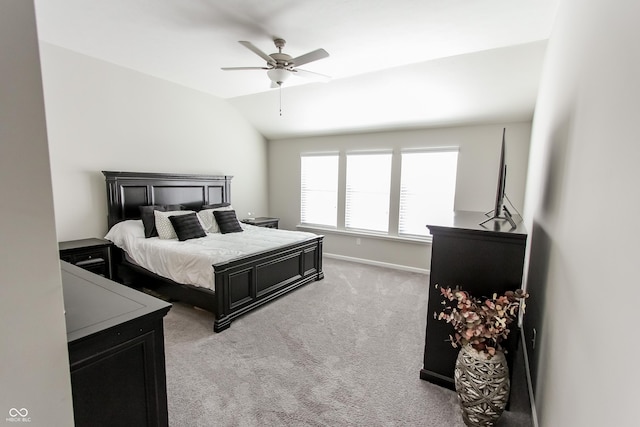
[34,0,560,139]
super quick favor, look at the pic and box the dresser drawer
[61,249,106,264]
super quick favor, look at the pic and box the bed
[103,171,324,332]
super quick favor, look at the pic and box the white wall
[0,1,74,425]
[39,43,268,241]
[522,0,640,425]
[269,122,531,270]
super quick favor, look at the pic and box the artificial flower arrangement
[435,285,529,357]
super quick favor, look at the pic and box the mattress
[105,219,318,289]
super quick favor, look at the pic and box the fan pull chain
[279,84,283,116]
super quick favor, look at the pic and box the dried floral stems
[435,285,529,357]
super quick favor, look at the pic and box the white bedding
[105,220,318,290]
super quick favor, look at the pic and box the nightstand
[241,217,279,229]
[59,238,113,279]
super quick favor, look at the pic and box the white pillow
[197,205,233,233]
[105,219,145,247]
[154,210,203,239]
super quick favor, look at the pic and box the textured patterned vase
[454,344,510,427]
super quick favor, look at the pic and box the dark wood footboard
[212,236,323,332]
[114,236,324,332]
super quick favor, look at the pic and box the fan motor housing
[270,52,293,67]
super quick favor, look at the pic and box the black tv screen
[493,128,507,217]
[480,128,516,229]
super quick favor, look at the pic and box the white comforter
[105,220,318,290]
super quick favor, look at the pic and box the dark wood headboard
[103,171,232,229]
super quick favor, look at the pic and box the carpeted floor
[163,258,531,426]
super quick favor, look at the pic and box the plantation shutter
[300,154,339,227]
[345,152,392,232]
[399,149,458,236]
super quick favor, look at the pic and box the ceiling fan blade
[239,41,276,66]
[292,68,331,81]
[221,67,269,71]
[291,48,329,67]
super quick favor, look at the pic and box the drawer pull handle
[76,258,104,267]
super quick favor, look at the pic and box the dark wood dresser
[62,261,172,427]
[420,211,527,390]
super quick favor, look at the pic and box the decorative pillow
[139,204,185,238]
[198,205,233,233]
[201,202,230,210]
[104,219,145,248]
[154,210,195,239]
[140,205,165,238]
[169,212,207,241]
[213,209,243,234]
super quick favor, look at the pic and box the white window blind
[300,154,339,227]
[399,150,458,237]
[345,152,392,232]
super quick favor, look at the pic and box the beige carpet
[162,258,531,426]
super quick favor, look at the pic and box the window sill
[296,224,432,245]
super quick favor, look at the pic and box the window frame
[298,147,459,243]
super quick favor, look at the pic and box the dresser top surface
[62,261,171,343]
[427,211,527,240]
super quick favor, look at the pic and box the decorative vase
[454,344,510,427]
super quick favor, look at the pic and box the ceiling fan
[221,38,330,88]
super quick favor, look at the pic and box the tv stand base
[480,205,517,229]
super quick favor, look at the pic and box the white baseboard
[521,327,539,427]
[324,252,430,275]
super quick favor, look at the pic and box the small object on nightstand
[59,238,113,279]
[241,217,279,229]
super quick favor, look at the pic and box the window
[399,150,458,237]
[345,152,392,232]
[300,154,339,227]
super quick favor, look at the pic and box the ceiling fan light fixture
[267,68,290,85]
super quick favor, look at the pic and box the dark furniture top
[63,260,171,342]
[62,261,171,426]
[103,171,232,229]
[426,210,527,240]
[420,211,527,390]
[241,217,279,229]
[59,238,113,279]
[59,237,113,252]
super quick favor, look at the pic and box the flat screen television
[480,128,517,229]
[494,128,508,217]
